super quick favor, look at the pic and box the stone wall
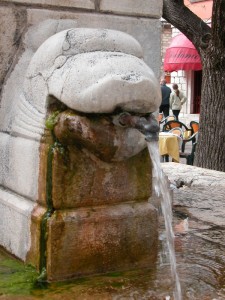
[0,0,162,97]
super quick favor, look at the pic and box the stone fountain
[0,28,161,281]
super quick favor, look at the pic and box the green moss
[54,141,69,165]
[46,145,54,210]
[0,248,157,297]
[103,271,123,277]
[39,141,68,281]
[45,111,60,130]
[0,250,38,295]
[38,143,55,278]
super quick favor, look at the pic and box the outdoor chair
[181,131,198,152]
[180,132,198,166]
[169,127,184,163]
[190,121,199,134]
[168,127,183,139]
[158,113,164,124]
[164,115,177,123]
[158,114,176,131]
[162,120,189,133]
[190,121,199,143]
[167,115,176,121]
[180,140,198,165]
[158,114,176,125]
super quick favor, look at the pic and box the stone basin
[1,164,225,298]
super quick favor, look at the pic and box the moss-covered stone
[0,248,38,295]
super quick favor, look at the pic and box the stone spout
[118,112,159,142]
[53,110,148,162]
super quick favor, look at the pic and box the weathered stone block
[1,0,95,10]
[50,147,152,209]
[38,127,152,209]
[26,204,46,268]
[100,0,162,18]
[26,10,162,78]
[0,189,36,260]
[46,202,158,281]
[0,133,40,201]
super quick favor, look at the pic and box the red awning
[164,34,202,72]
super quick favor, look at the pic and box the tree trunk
[195,61,225,171]
[193,0,225,171]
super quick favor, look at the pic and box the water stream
[147,141,182,300]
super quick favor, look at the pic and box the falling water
[147,141,182,300]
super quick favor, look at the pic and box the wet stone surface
[166,163,225,299]
[173,185,225,227]
[1,206,225,299]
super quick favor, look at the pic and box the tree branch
[162,0,211,52]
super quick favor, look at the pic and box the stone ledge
[161,162,225,227]
[99,0,162,18]
[0,0,95,10]
[0,188,36,260]
[161,162,225,188]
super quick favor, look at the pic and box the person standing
[170,84,187,120]
[159,79,171,118]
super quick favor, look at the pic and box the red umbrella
[164,34,202,72]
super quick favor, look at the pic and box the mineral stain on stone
[39,112,63,281]
[38,143,55,282]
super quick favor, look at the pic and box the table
[159,132,180,162]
